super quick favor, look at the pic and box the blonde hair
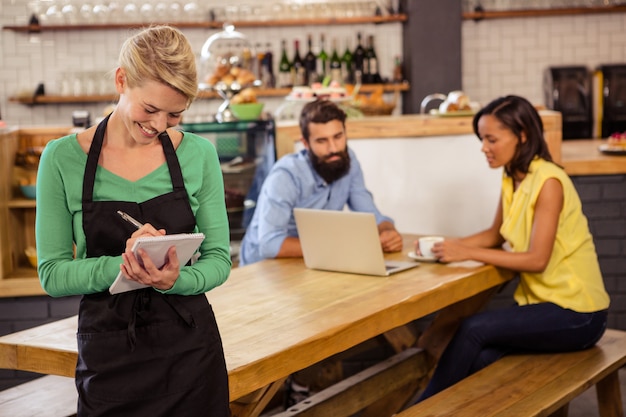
[119,25,198,106]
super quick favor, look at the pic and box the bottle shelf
[9,83,409,105]
[462,5,626,21]
[3,14,407,33]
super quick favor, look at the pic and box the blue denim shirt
[239,148,393,266]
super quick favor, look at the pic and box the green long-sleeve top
[35,131,232,297]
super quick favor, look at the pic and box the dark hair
[472,95,553,177]
[299,99,347,141]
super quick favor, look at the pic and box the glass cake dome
[199,23,259,92]
[199,23,260,122]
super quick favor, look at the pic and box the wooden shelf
[8,199,37,209]
[10,94,119,105]
[2,14,407,33]
[9,83,410,105]
[463,5,626,21]
[0,276,46,297]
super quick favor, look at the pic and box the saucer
[407,251,438,263]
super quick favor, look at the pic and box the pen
[117,210,144,230]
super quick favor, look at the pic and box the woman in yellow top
[416,95,610,401]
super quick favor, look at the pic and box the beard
[309,148,351,184]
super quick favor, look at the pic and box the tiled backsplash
[1,0,625,130]
[462,12,626,111]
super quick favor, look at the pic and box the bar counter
[277,114,626,178]
[276,111,563,162]
[560,139,626,176]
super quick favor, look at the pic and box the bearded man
[239,99,402,266]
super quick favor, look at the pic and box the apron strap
[82,113,110,203]
[159,131,187,193]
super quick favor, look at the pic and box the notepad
[109,233,205,295]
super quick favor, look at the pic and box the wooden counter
[276,111,563,163]
[560,139,626,176]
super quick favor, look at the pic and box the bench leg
[548,404,569,417]
[596,370,624,417]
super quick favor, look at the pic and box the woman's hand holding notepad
[109,233,205,294]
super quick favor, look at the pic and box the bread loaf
[439,91,472,113]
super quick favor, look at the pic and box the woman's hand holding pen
[121,225,180,291]
[123,222,165,251]
[117,211,180,291]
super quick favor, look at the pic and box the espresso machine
[544,66,593,139]
[598,64,626,138]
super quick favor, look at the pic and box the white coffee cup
[419,236,444,260]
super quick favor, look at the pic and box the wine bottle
[329,37,342,84]
[365,34,382,84]
[318,34,328,82]
[304,34,318,85]
[277,39,292,88]
[341,36,354,84]
[353,32,366,85]
[393,55,403,84]
[255,42,265,83]
[262,42,275,88]
[242,45,253,72]
[292,39,306,87]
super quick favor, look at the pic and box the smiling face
[302,119,351,184]
[115,68,187,145]
[477,114,525,171]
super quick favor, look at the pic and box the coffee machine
[598,64,626,138]
[544,66,593,139]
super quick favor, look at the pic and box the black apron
[76,115,230,416]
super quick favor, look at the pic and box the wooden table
[0,235,513,416]
[560,139,626,175]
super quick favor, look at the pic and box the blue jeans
[417,302,608,402]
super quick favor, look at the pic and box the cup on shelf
[122,2,139,23]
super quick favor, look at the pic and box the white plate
[407,251,438,263]
[598,144,626,156]
[429,109,476,117]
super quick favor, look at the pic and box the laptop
[293,208,419,277]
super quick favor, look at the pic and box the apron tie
[127,290,152,351]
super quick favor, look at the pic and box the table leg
[230,377,287,417]
[417,286,502,365]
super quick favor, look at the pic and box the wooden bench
[0,374,77,417]
[396,328,626,417]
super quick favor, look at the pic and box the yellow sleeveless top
[500,158,610,312]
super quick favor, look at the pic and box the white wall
[349,135,502,237]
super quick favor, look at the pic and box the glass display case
[179,116,276,243]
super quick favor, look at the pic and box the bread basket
[350,88,399,116]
